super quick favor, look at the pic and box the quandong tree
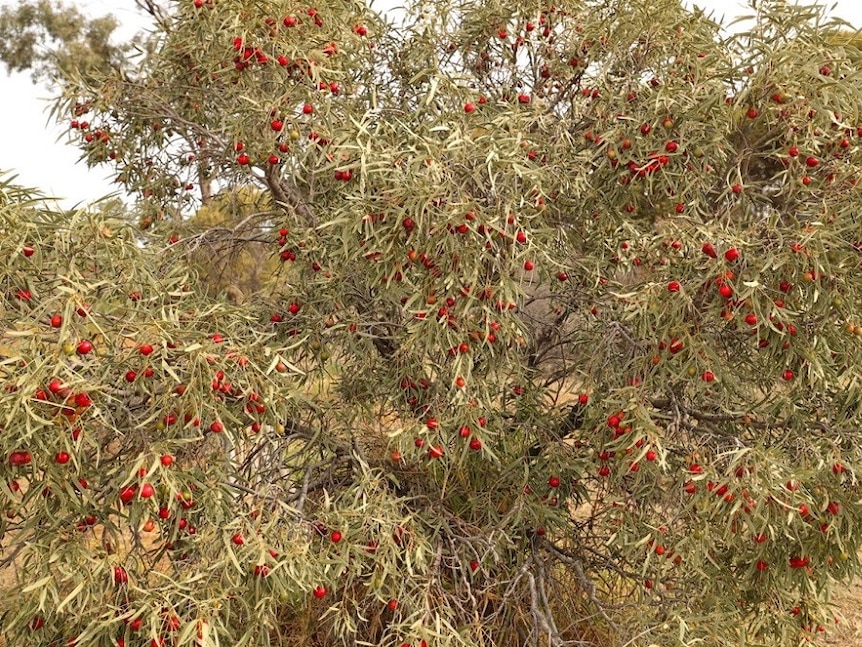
[2,0,862,645]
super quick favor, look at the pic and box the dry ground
[825,578,862,645]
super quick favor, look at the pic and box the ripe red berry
[667,281,680,292]
[464,102,476,113]
[724,248,740,262]
[313,585,327,599]
[76,340,94,355]
[782,369,794,381]
[701,242,718,258]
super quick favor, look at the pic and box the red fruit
[832,462,846,475]
[548,476,561,488]
[76,340,94,355]
[55,451,70,464]
[330,530,343,543]
[701,371,715,382]
[701,242,718,258]
[746,108,758,119]
[645,450,657,462]
[517,93,531,104]
[667,281,680,292]
[788,146,799,157]
[232,532,244,545]
[50,314,63,328]
[209,421,224,433]
[689,463,703,474]
[805,156,819,168]
[464,102,476,113]
[428,445,445,459]
[271,120,283,131]
[724,248,740,262]
[9,451,32,467]
[237,153,250,166]
[557,271,569,281]
[302,104,314,114]
[160,454,173,467]
[140,483,155,498]
[125,370,137,382]
[119,485,137,505]
[113,566,128,585]
[731,183,743,194]
[782,369,794,381]
[756,560,768,571]
[312,585,327,599]
[523,260,535,271]
[744,314,757,326]
[789,556,809,569]
[469,438,482,451]
[22,245,35,257]
[516,230,527,244]
[718,284,733,299]
[578,393,589,405]
[74,392,92,408]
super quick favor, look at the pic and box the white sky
[0,0,860,207]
